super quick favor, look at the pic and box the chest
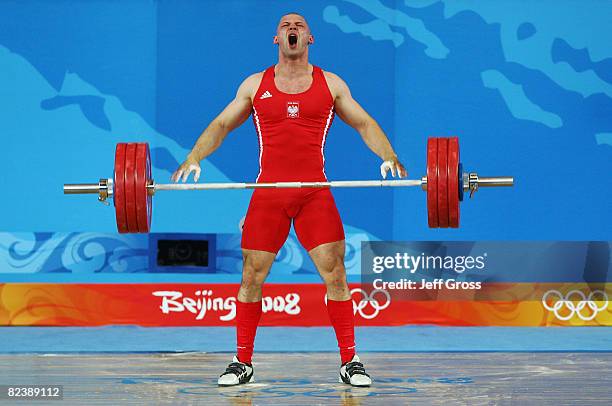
[274,74,313,94]
[254,74,334,122]
[254,91,333,122]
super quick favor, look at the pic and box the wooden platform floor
[0,352,610,405]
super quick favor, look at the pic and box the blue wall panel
[1,1,611,265]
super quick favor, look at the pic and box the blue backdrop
[1,0,611,249]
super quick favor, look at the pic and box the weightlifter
[172,12,407,387]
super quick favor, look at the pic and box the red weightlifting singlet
[251,65,335,182]
[242,65,344,253]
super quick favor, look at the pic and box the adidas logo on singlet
[260,90,272,99]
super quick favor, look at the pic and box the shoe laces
[221,362,248,377]
[345,361,370,377]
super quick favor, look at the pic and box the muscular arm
[325,72,407,177]
[172,73,261,182]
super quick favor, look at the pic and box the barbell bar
[63,137,514,233]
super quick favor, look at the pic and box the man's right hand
[171,157,201,183]
[380,157,408,179]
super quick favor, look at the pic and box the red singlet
[241,65,345,253]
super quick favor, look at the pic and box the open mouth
[288,33,298,47]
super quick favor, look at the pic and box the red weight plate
[426,138,439,227]
[437,138,449,228]
[447,137,460,228]
[135,143,151,233]
[114,143,129,233]
[124,143,139,233]
[146,144,152,232]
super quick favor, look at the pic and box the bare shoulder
[243,71,264,86]
[322,70,350,99]
[237,71,265,99]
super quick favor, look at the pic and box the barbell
[63,137,514,233]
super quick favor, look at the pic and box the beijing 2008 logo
[542,290,608,321]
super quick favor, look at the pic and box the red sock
[236,300,262,364]
[326,298,356,364]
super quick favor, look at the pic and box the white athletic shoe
[218,356,254,386]
[339,355,372,387]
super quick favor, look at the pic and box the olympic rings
[349,288,391,320]
[542,289,609,321]
[323,288,391,320]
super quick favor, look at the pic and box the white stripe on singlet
[253,106,264,182]
[321,106,334,179]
